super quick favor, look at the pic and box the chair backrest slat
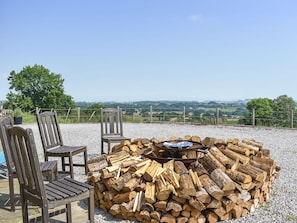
[101,108,124,136]
[0,117,15,173]
[36,111,63,151]
[8,126,46,199]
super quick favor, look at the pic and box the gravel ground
[21,122,297,223]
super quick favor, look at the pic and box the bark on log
[209,146,233,166]
[199,174,224,200]
[174,161,189,175]
[200,152,226,173]
[179,174,196,196]
[210,168,236,191]
[226,169,252,184]
[220,148,250,164]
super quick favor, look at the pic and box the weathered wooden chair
[36,110,88,178]
[100,108,130,154]
[0,117,58,212]
[7,126,94,223]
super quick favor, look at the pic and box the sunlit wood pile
[87,135,280,223]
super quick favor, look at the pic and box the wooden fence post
[77,107,80,123]
[183,106,186,123]
[290,109,294,128]
[252,108,255,126]
[150,106,152,123]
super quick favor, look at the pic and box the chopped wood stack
[87,136,280,223]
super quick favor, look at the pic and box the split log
[200,152,226,173]
[162,168,180,189]
[87,159,108,173]
[88,172,102,186]
[196,188,211,203]
[220,148,250,164]
[113,191,137,204]
[213,207,226,219]
[123,177,141,192]
[144,160,162,182]
[111,172,132,191]
[155,176,172,201]
[205,211,218,223]
[238,142,260,153]
[209,146,233,166]
[210,168,236,191]
[191,135,201,143]
[207,198,222,209]
[154,200,167,213]
[221,197,236,212]
[139,210,151,221]
[203,137,216,148]
[226,169,252,184]
[179,173,196,196]
[120,199,135,213]
[237,164,267,182]
[242,139,263,149]
[109,204,121,216]
[227,143,252,156]
[189,169,202,190]
[167,200,183,212]
[174,161,189,174]
[160,214,176,223]
[190,209,201,218]
[145,182,156,204]
[199,174,224,200]
[134,160,152,177]
[232,204,242,219]
[172,195,187,204]
[177,217,188,223]
[150,211,161,221]
[189,161,209,176]
[101,168,117,179]
[189,198,206,212]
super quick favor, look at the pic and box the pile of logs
[87,135,280,223]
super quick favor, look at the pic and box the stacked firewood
[87,136,280,223]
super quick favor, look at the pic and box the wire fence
[3,106,294,129]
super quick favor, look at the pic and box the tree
[6,65,76,111]
[246,98,273,126]
[272,95,296,126]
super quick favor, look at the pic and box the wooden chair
[100,108,130,154]
[0,117,58,212]
[7,125,94,223]
[36,110,88,178]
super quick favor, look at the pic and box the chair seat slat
[48,181,78,196]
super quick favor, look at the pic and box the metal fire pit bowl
[143,140,208,167]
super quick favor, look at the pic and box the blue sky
[1,0,297,102]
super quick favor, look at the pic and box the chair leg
[69,155,74,178]
[84,150,88,175]
[62,157,65,172]
[89,189,94,223]
[41,205,49,223]
[108,142,111,154]
[101,141,104,154]
[66,203,72,223]
[20,188,29,223]
[8,175,15,212]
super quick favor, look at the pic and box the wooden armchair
[7,126,94,223]
[100,108,130,154]
[0,117,57,212]
[36,111,88,178]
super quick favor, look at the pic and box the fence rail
[2,106,297,129]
